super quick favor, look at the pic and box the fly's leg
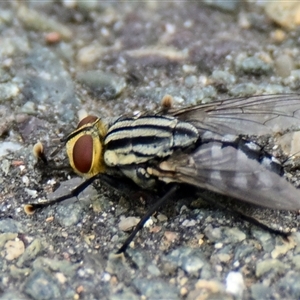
[116,185,179,254]
[24,175,99,214]
[117,184,289,254]
[199,192,290,239]
[24,173,148,214]
[237,211,290,238]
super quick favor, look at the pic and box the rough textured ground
[2,1,300,300]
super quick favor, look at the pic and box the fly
[26,93,300,253]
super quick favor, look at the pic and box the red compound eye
[77,115,98,129]
[72,135,93,173]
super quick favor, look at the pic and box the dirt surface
[2,2,300,300]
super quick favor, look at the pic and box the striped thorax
[104,115,199,166]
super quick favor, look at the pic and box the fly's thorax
[103,115,199,167]
[65,115,108,178]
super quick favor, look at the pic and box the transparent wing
[155,142,300,211]
[170,94,300,137]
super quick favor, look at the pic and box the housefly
[26,93,300,253]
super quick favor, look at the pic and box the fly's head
[64,115,108,178]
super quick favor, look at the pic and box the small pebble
[118,216,140,232]
[226,271,245,298]
[4,239,25,261]
[24,269,61,300]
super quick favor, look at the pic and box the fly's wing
[154,142,300,211]
[170,94,300,138]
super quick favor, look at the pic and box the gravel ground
[2,1,300,300]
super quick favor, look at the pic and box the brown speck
[62,252,70,260]
[195,279,224,293]
[164,231,178,242]
[110,275,118,285]
[12,160,24,166]
[270,29,286,43]
[76,285,84,294]
[180,287,188,297]
[46,216,54,222]
[149,226,161,233]
[45,32,61,44]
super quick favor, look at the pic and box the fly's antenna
[161,94,173,112]
[33,140,65,166]
[33,136,67,166]
[33,142,48,164]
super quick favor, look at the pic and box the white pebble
[226,271,245,298]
